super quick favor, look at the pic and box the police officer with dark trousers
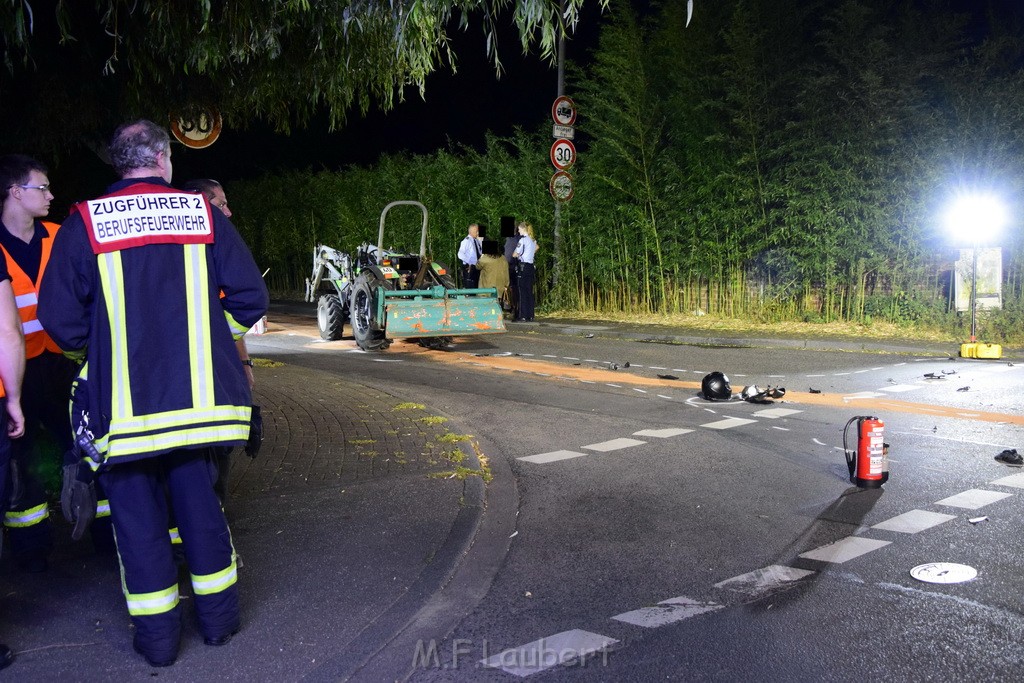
[0,155,81,572]
[457,222,482,289]
[0,248,27,670]
[38,120,268,667]
[512,221,538,321]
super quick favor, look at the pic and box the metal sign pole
[551,0,567,295]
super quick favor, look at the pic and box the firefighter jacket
[37,178,268,465]
[0,220,63,359]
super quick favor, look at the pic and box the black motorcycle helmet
[701,371,732,401]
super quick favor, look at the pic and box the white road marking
[672,368,687,373]
[871,367,883,370]
[973,365,1015,373]
[799,536,891,564]
[835,372,851,376]
[584,359,600,363]
[370,358,403,362]
[772,426,790,431]
[542,354,558,358]
[657,395,673,400]
[631,364,645,368]
[714,565,816,594]
[534,373,551,377]
[480,630,618,677]
[935,489,1013,510]
[991,472,1024,489]
[702,417,757,430]
[872,510,956,534]
[649,366,667,370]
[806,374,826,377]
[564,356,580,360]
[881,384,919,393]
[580,380,596,384]
[583,438,646,452]
[521,353,535,357]
[843,392,886,400]
[812,439,828,446]
[606,383,622,388]
[518,450,588,464]
[753,408,802,419]
[633,428,694,438]
[633,388,648,394]
[854,369,870,374]
[612,597,722,628]
[768,375,785,378]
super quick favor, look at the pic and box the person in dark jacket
[37,120,268,668]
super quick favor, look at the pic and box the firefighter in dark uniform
[38,120,268,667]
[0,244,27,670]
[0,154,81,571]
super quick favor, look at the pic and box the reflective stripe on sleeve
[21,318,43,334]
[169,527,182,545]
[95,499,111,518]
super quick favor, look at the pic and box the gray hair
[108,120,171,176]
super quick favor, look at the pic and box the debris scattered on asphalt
[525,591,533,598]
[573,363,581,366]
[923,372,945,380]
[585,333,595,338]
[942,369,958,375]
[809,387,821,394]
[995,449,1023,467]
[658,374,679,380]
[887,378,896,384]
[740,385,786,403]
[957,386,970,392]
[473,353,490,357]
[610,363,619,371]
[968,516,989,524]
[509,531,519,538]
[623,361,631,368]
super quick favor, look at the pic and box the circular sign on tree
[170,107,223,149]
[549,170,574,202]
[550,138,577,170]
[551,96,577,126]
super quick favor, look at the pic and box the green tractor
[305,201,506,351]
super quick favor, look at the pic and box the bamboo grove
[230,0,1024,340]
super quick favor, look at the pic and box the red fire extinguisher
[843,416,888,488]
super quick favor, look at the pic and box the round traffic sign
[549,170,574,202]
[552,96,577,126]
[170,107,223,149]
[550,138,577,170]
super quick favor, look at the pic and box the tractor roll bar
[378,200,428,258]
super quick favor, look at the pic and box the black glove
[61,462,97,541]
[244,404,263,458]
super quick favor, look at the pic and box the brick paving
[229,361,466,497]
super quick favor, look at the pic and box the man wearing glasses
[0,155,79,573]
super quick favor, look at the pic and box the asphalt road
[247,309,1024,681]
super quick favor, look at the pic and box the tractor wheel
[351,275,389,351]
[317,294,346,341]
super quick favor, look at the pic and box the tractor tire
[317,294,346,341]
[350,274,389,351]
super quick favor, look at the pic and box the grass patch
[437,432,471,443]
[418,416,448,425]
[393,402,426,411]
[252,358,284,367]
[348,439,376,445]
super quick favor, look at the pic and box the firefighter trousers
[102,449,239,662]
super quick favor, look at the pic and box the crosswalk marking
[872,509,956,534]
[633,428,694,438]
[583,438,646,452]
[612,597,722,628]
[480,630,618,677]
[799,536,891,564]
[701,417,757,430]
[753,408,802,419]
[935,489,1013,510]
[518,450,587,464]
[990,472,1024,489]
[714,565,816,595]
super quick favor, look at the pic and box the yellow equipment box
[960,342,1003,359]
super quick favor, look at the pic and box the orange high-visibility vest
[0,221,63,359]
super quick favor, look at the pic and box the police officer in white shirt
[512,221,538,321]
[457,223,483,289]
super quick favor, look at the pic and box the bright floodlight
[945,193,1007,244]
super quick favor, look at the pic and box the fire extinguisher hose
[843,416,861,480]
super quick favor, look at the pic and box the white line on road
[480,630,618,677]
[633,388,648,394]
[606,383,622,388]
[612,597,722,628]
[633,428,694,438]
[583,438,647,452]
[872,510,956,534]
[935,489,1013,510]
[702,417,758,430]
[517,450,588,464]
[799,536,891,564]
[991,473,1024,489]
[657,395,673,400]
[881,384,919,392]
[753,408,802,419]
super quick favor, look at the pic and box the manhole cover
[910,562,977,584]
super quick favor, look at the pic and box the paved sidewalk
[0,361,489,681]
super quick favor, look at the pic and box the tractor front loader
[304,200,506,351]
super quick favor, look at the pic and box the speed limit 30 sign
[550,138,577,171]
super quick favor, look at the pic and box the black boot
[0,644,13,670]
